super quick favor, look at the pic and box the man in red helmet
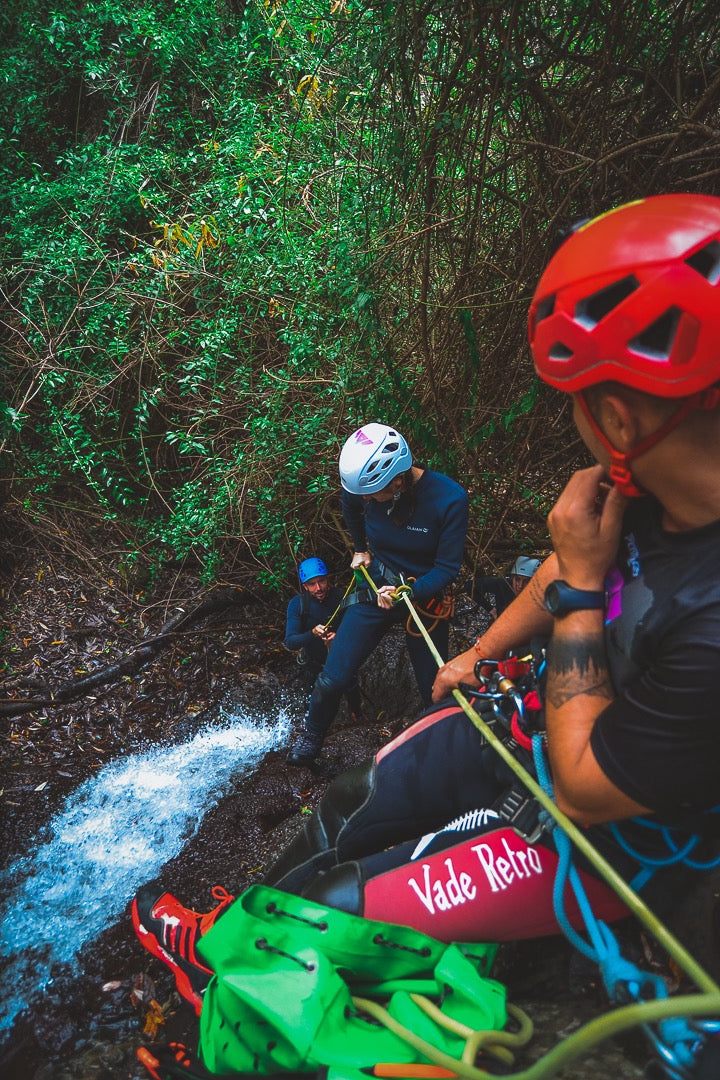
[433,193,720,828]
[130,196,720,1015]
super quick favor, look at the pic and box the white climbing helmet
[510,556,540,579]
[339,423,412,494]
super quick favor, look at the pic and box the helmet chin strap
[576,387,720,499]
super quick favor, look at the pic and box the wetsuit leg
[405,619,450,704]
[271,698,505,891]
[264,761,374,893]
[303,822,632,943]
[301,603,393,741]
[336,697,509,859]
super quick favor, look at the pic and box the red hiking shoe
[131,885,234,1015]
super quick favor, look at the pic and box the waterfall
[0,706,291,1033]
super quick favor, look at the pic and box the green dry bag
[196,884,509,1077]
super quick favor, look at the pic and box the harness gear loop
[405,583,456,637]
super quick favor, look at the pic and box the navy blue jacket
[341,469,469,603]
[285,586,346,665]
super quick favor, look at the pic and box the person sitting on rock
[467,554,541,622]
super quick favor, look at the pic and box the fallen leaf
[142,998,167,1039]
[34,781,48,791]
[102,980,123,992]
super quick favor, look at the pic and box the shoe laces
[205,881,234,924]
[210,885,234,906]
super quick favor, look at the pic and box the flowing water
[0,706,291,1034]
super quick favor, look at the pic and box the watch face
[544,581,562,615]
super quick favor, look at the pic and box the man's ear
[597,393,641,451]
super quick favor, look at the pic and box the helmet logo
[354,429,374,445]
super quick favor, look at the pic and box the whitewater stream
[0,706,290,1035]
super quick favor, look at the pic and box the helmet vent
[575,275,640,328]
[685,240,720,285]
[534,296,555,323]
[383,441,399,454]
[548,342,573,361]
[629,307,681,360]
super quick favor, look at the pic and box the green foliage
[3,0,720,588]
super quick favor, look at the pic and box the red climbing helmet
[529,194,720,397]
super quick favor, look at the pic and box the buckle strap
[374,559,404,587]
[493,784,547,844]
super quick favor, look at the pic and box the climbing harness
[462,660,548,845]
[355,563,455,636]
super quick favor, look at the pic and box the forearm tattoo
[528,575,547,613]
[547,634,614,708]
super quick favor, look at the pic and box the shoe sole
[131,897,205,1016]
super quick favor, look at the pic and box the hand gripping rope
[356,561,720,1078]
[354,564,454,636]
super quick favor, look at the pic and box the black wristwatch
[544,580,605,618]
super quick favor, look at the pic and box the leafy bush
[3,0,720,588]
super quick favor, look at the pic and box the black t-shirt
[591,498,720,818]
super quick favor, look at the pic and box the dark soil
[0,514,711,1080]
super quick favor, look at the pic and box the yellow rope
[320,574,359,632]
[354,993,720,1080]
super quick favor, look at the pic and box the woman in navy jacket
[287,423,469,765]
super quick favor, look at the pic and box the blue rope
[611,817,720,872]
[531,734,701,1076]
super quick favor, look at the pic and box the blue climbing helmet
[339,423,412,494]
[298,557,329,584]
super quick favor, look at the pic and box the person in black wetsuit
[132,194,720,1018]
[467,555,541,622]
[284,556,362,717]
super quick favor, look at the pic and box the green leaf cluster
[2,0,720,588]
